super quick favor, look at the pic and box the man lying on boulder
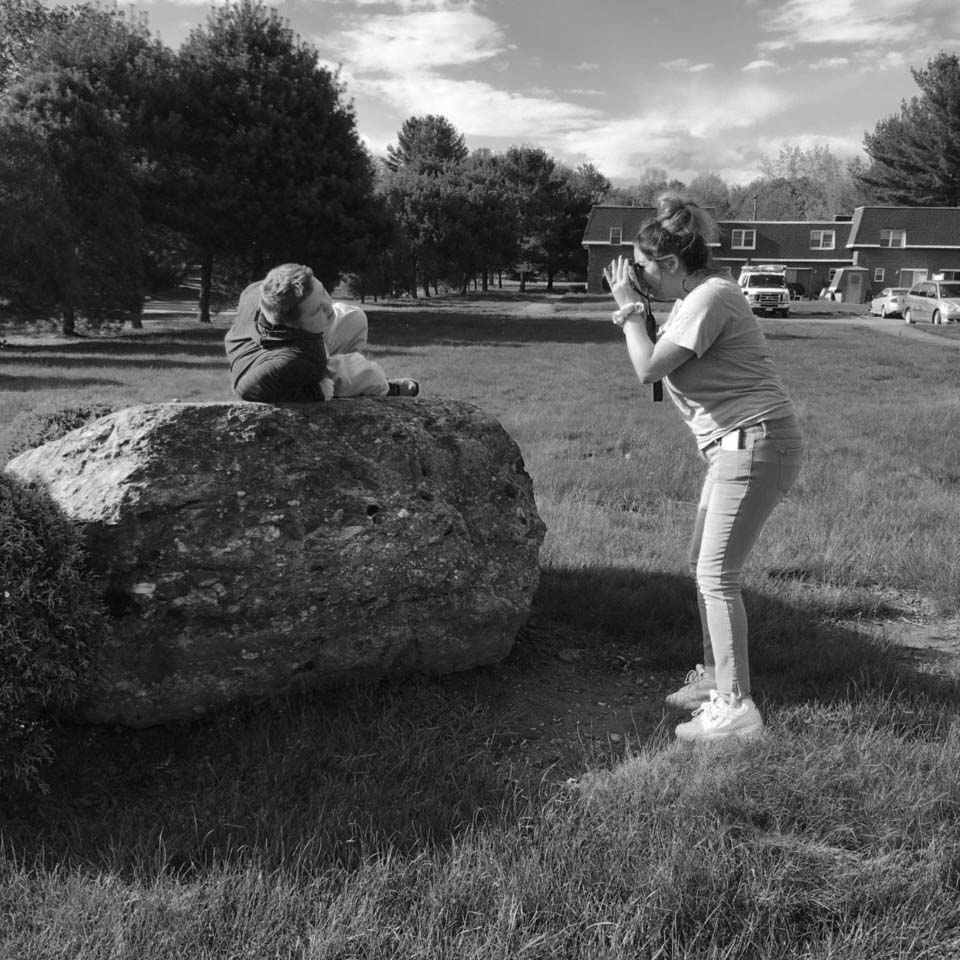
[225,262,420,402]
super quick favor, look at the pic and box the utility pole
[752,194,759,221]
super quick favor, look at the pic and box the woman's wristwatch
[611,301,645,328]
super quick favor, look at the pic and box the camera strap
[640,292,662,402]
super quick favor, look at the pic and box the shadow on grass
[533,567,956,707]
[0,375,124,390]
[2,568,955,882]
[2,310,622,362]
[0,329,228,357]
[365,310,624,348]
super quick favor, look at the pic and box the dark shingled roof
[848,207,960,247]
[582,204,960,255]
[582,206,656,244]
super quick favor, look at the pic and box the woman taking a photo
[604,195,802,742]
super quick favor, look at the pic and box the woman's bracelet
[611,301,645,328]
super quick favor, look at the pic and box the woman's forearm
[623,319,657,383]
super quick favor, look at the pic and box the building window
[900,269,927,287]
[810,229,835,250]
[731,229,756,250]
[828,268,838,282]
[873,268,885,283]
[609,227,622,245]
[880,229,906,248]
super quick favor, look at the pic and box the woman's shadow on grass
[3,567,956,879]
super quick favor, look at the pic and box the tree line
[1,0,958,333]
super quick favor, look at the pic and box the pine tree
[0,3,159,331]
[148,0,380,320]
[384,115,469,174]
[861,52,960,206]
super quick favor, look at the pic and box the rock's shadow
[2,566,954,880]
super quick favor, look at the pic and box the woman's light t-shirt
[658,276,795,449]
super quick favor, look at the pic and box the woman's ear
[664,255,681,274]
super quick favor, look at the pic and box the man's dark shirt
[224,282,327,402]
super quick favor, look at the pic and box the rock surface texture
[6,401,545,727]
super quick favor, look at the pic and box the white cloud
[809,57,849,70]
[317,3,601,153]
[141,0,236,6]
[326,8,505,73]
[760,0,960,49]
[852,49,908,73]
[347,72,600,141]
[557,83,794,183]
[661,58,714,72]
[314,0,855,186]
[350,0,465,7]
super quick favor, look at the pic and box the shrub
[3,402,116,463]
[0,473,101,789]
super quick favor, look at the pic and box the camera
[630,261,646,293]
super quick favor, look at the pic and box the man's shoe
[665,664,716,711]
[675,691,764,742]
[387,378,420,397]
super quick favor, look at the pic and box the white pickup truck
[738,264,790,318]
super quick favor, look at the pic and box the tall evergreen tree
[861,52,960,206]
[379,116,480,296]
[497,146,561,292]
[0,121,71,318]
[148,0,380,320]
[540,163,611,290]
[0,3,160,332]
[384,115,469,174]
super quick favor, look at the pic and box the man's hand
[603,255,642,310]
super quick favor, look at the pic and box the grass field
[1,293,959,958]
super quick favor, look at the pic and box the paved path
[772,310,960,348]
[857,315,960,347]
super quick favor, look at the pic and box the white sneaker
[675,690,764,742]
[665,664,716,711]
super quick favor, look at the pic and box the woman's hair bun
[656,193,718,244]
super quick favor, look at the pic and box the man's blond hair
[259,263,314,325]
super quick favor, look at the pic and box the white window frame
[609,227,622,245]
[873,268,885,283]
[810,229,836,250]
[880,229,906,248]
[731,229,756,250]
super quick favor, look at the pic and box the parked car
[903,280,960,325]
[869,287,909,318]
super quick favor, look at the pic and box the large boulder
[5,400,545,727]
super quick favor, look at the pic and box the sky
[45,0,960,186]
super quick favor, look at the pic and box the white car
[903,281,960,325]
[869,287,909,318]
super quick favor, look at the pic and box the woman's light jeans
[689,414,803,698]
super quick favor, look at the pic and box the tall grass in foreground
[2,302,960,957]
[3,693,959,958]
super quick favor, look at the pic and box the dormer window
[810,229,835,250]
[609,227,622,245]
[731,229,756,250]
[880,229,906,248]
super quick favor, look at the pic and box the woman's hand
[603,255,641,309]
